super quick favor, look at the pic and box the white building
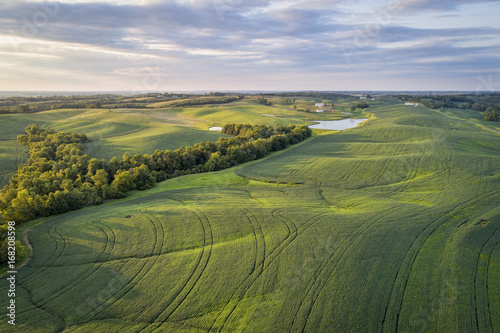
[315,103,324,108]
[316,110,324,113]
[360,96,367,100]
[405,102,416,106]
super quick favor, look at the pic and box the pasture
[0,98,499,332]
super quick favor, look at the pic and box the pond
[308,118,368,131]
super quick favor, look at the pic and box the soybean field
[1,98,499,332]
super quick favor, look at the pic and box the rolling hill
[0,97,499,332]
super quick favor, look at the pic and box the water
[308,118,368,130]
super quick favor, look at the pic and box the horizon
[1,90,499,99]
[1,89,499,94]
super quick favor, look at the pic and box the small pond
[308,118,368,131]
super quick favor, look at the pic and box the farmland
[0,96,499,332]
[0,95,353,188]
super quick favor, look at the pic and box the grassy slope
[0,99,350,188]
[1,99,499,333]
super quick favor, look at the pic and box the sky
[0,0,499,92]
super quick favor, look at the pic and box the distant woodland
[0,93,243,114]
[397,93,500,122]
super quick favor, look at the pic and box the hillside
[0,98,499,332]
[0,95,351,189]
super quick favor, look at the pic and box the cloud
[0,0,499,90]
[394,0,500,12]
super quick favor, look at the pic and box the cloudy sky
[0,0,499,92]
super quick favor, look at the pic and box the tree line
[268,92,350,100]
[397,93,500,122]
[257,96,272,106]
[0,93,201,114]
[0,95,124,114]
[164,96,244,108]
[0,123,312,229]
[356,102,370,109]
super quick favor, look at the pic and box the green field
[1,98,499,332]
[0,98,354,188]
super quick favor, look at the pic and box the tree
[12,104,31,113]
[62,179,74,192]
[85,102,102,109]
[132,165,155,190]
[350,105,356,112]
[87,158,106,178]
[253,139,270,158]
[108,157,121,177]
[257,95,272,106]
[80,182,98,203]
[91,169,109,194]
[10,190,35,222]
[473,102,488,112]
[0,239,29,264]
[205,152,223,172]
[356,102,369,109]
[483,107,500,122]
[111,170,135,194]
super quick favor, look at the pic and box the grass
[0,140,28,189]
[0,98,499,332]
[0,100,349,187]
[0,107,224,186]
